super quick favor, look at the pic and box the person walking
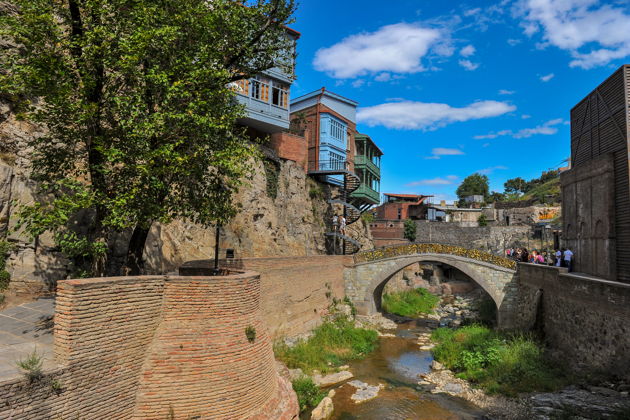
[340,215,347,236]
[332,215,338,232]
[555,249,562,267]
[564,248,574,272]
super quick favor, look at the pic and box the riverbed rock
[347,380,384,404]
[310,396,333,420]
[355,314,397,331]
[529,387,630,419]
[419,344,435,351]
[312,371,353,387]
[430,360,444,371]
[288,368,305,381]
[443,383,464,394]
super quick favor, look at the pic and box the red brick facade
[270,131,309,171]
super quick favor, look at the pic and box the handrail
[308,159,352,173]
[354,243,517,269]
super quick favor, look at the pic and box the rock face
[310,396,333,420]
[0,96,375,288]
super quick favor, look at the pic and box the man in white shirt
[563,248,574,272]
[555,250,562,267]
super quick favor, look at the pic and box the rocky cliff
[0,98,373,289]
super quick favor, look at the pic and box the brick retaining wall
[1,273,298,420]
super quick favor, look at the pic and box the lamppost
[212,223,221,276]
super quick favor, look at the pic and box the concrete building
[561,64,630,282]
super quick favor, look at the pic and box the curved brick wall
[1,273,298,419]
[133,272,290,419]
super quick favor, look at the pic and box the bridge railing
[354,243,517,270]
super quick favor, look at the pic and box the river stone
[288,368,305,381]
[443,383,464,394]
[348,380,384,403]
[312,371,353,387]
[430,360,444,371]
[310,396,333,420]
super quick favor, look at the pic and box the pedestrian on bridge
[563,248,574,272]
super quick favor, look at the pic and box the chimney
[440,200,446,207]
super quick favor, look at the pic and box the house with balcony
[351,133,382,208]
[233,28,300,135]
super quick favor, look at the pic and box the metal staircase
[308,160,366,254]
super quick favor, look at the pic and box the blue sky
[289,0,630,202]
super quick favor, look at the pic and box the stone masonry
[344,253,518,328]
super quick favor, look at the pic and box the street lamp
[212,223,221,276]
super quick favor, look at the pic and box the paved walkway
[0,297,56,381]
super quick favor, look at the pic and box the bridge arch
[369,254,505,313]
[344,244,519,328]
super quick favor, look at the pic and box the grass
[291,376,326,413]
[382,288,440,318]
[431,325,569,396]
[0,241,12,291]
[274,317,378,374]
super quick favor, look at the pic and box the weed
[274,318,378,374]
[0,293,4,305]
[263,159,280,199]
[245,326,256,343]
[0,241,13,291]
[431,325,569,396]
[50,378,63,394]
[308,186,323,200]
[291,376,325,413]
[382,288,439,317]
[16,349,43,382]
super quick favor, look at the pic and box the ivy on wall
[263,159,280,200]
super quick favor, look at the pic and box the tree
[456,173,490,203]
[489,191,505,203]
[477,213,488,227]
[504,177,527,195]
[403,219,416,242]
[1,0,296,276]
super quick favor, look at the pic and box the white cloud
[407,175,458,186]
[499,89,515,95]
[521,114,531,119]
[459,59,480,71]
[517,0,630,68]
[478,166,508,175]
[460,44,476,57]
[507,38,522,46]
[313,23,445,78]
[352,79,366,88]
[357,100,516,130]
[474,118,565,139]
[464,8,482,17]
[374,72,391,82]
[540,73,554,82]
[425,147,465,159]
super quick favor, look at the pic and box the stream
[326,320,486,420]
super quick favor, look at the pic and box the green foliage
[0,293,5,305]
[16,349,43,382]
[274,318,378,374]
[476,298,497,325]
[0,0,296,275]
[308,184,323,200]
[360,212,374,223]
[478,213,488,227]
[0,241,13,291]
[382,288,439,318]
[504,170,561,203]
[431,325,568,396]
[291,376,326,413]
[245,326,256,343]
[488,191,505,203]
[456,173,490,202]
[403,219,416,242]
[263,159,280,199]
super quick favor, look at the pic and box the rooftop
[291,87,359,107]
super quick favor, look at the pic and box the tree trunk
[125,225,151,276]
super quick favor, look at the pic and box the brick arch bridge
[343,244,519,329]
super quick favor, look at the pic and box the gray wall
[414,221,533,254]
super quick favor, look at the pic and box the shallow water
[327,320,485,420]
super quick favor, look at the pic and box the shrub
[245,326,256,343]
[478,213,488,227]
[291,376,325,413]
[403,219,416,242]
[382,288,439,318]
[263,159,280,199]
[274,318,378,374]
[0,241,12,291]
[16,349,43,382]
[431,325,568,396]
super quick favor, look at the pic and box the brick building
[372,193,432,220]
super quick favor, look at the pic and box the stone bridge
[344,243,519,328]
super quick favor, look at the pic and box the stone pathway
[0,298,55,380]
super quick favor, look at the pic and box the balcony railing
[354,155,380,175]
[308,159,350,173]
[351,184,380,204]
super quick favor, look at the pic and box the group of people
[505,247,574,272]
[332,214,347,235]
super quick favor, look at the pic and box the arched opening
[371,260,498,324]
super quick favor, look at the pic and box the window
[271,82,289,108]
[250,77,270,102]
[329,119,346,143]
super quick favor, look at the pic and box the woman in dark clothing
[521,248,529,263]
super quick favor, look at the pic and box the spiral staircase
[308,160,366,254]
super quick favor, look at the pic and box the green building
[350,133,383,210]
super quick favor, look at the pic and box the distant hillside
[519,176,561,204]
